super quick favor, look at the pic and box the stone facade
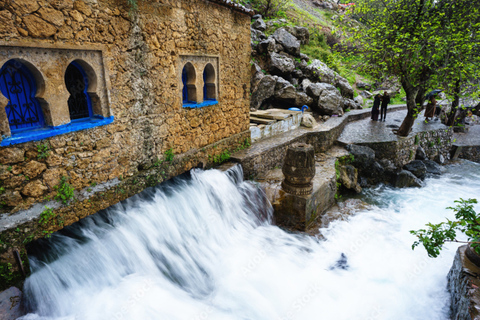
[0,0,252,289]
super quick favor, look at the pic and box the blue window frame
[65,61,93,120]
[0,59,114,147]
[0,60,45,133]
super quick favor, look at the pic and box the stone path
[338,109,448,144]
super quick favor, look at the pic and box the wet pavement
[338,109,449,144]
[454,124,480,146]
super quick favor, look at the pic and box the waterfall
[20,162,480,320]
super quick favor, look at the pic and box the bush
[411,198,479,258]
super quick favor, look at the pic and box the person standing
[424,95,436,122]
[380,91,390,121]
[371,94,381,121]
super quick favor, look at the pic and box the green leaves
[411,198,479,258]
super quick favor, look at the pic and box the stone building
[0,0,253,287]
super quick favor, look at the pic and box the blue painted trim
[1,116,114,146]
[182,100,218,109]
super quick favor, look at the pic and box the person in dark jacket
[380,91,390,121]
[371,94,381,121]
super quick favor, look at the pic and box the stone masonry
[0,0,252,289]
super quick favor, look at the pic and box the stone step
[249,116,276,125]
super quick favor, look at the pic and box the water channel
[19,160,480,320]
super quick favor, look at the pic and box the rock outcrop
[250,18,361,114]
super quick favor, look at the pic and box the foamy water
[20,161,480,320]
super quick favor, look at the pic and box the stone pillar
[282,143,315,195]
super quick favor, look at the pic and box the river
[19,160,480,320]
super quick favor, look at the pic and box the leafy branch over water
[411,198,479,258]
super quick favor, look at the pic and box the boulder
[303,59,335,85]
[435,154,446,164]
[354,95,364,107]
[307,83,343,115]
[356,82,372,90]
[286,26,310,45]
[250,63,264,92]
[299,53,310,62]
[252,17,266,31]
[378,159,398,183]
[269,52,295,76]
[258,37,276,54]
[415,146,427,160]
[346,144,375,171]
[422,160,442,175]
[250,75,276,109]
[252,14,262,20]
[272,28,301,56]
[343,98,358,111]
[360,90,373,98]
[294,92,313,107]
[368,161,385,183]
[251,28,267,45]
[301,113,317,128]
[292,68,303,79]
[274,77,296,104]
[335,75,354,98]
[0,287,24,319]
[301,78,313,92]
[403,160,427,180]
[395,170,423,188]
[338,164,362,193]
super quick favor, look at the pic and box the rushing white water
[20,161,480,320]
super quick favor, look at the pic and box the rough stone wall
[0,0,251,288]
[447,246,480,320]
[359,128,453,167]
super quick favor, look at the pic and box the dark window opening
[0,60,44,133]
[65,61,92,120]
[203,63,216,101]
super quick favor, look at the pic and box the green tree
[344,0,480,136]
[234,0,289,18]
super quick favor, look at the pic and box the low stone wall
[451,145,480,164]
[359,128,453,167]
[447,245,480,320]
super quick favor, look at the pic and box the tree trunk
[397,80,420,136]
[446,80,461,127]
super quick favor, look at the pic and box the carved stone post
[282,143,315,195]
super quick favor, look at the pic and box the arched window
[65,61,92,120]
[203,63,216,101]
[182,62,196,104]
[0,60,45,133]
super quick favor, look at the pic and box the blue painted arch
[0,59,45,133]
